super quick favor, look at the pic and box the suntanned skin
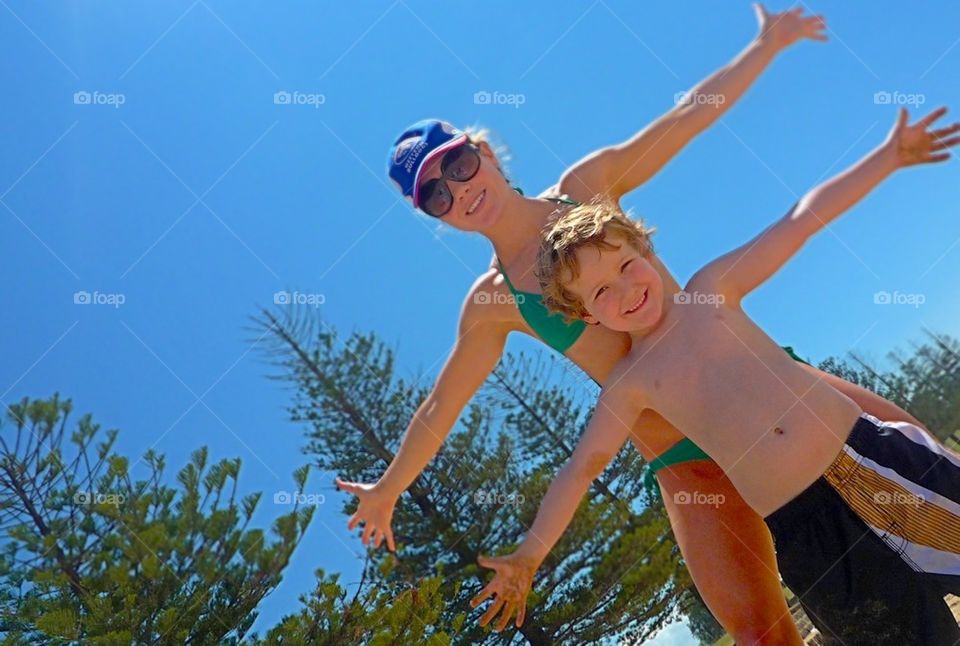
[337,7,937,642]
[473,106,960,631]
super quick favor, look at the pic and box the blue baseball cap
[387,119,468,208]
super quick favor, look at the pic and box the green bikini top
[497,195,587,354]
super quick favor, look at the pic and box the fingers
[931,123,960,141]
[479,597,506,627]
[516,601,527,628]
[753,3,768,21]
[477,554,501,570]
[335,478,360,495]
[347,511,361,531]
[918,106,949,128]
[385,527,396,552]
[470,584,496,609]
[897,107,910,131]
[373,528,384,549]
[362,520,375,546]
[495,601,516,632]
[931,136,960,152]
[922,152,952,164]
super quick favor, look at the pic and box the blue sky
[2,2,959,643]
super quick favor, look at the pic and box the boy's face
[565,232,665,333]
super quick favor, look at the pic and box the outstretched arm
[566,5,827,200]
[336,278,510,551]
[703,106,959,302]
[471,379,643,630]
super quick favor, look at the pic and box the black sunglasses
[418,143,482,217]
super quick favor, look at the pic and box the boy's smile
[566,233,666,333]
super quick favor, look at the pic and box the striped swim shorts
[765,413,960,644]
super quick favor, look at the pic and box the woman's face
[416,141,509,232]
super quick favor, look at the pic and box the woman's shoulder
[461,267,524,328]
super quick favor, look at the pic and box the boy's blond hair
[537,197,655,320]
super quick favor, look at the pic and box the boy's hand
[884,107,960,168]
[335,478,397,552]
[470,553,537,632]
[754,4,827,50]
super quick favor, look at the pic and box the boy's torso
[622,284,863,516]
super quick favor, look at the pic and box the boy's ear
[582,313,600,326]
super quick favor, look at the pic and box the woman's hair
[463,124,511,182]
[537,196,656,320]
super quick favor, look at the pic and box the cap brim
[412,134,468,208]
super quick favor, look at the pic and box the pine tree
[0,394,313,645]
[254,308,696,644]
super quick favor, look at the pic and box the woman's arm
[337,276,511,551]
[801,363,927,429]
[564,5,827,200]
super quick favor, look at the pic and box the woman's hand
[335,478,397,552]
[754,4,827,51]
[470,552,537,632]
[883,106,960,168]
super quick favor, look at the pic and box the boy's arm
[517,377,643,562]
[566,5,827,200]
[703,107,959,302]
[471,378,645,630]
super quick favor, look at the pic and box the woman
[338,6,925,642]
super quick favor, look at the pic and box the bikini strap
[496,258,521,296]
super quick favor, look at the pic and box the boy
[472,107,960,643]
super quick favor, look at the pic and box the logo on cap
[393,137,418,165]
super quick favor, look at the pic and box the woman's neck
[487,191,562,267]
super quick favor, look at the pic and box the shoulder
[597,356,647,416]
[460,268,523,330]
[544,152,618,205]
[686,261,728,299]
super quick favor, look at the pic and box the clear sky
[3,2,959,643]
